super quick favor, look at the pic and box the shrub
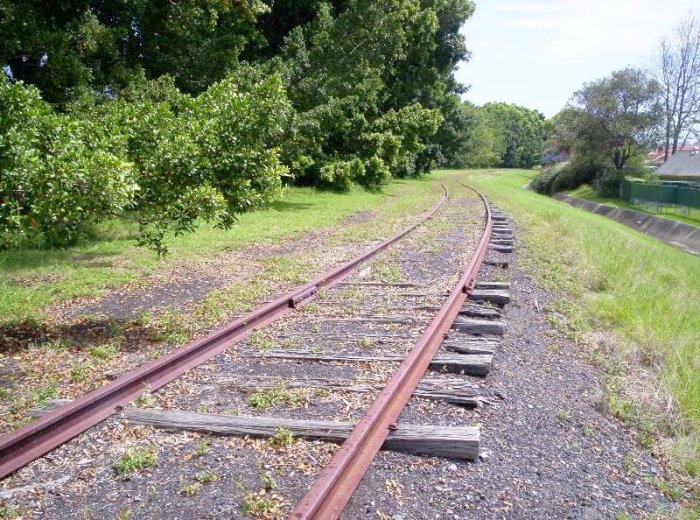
[193,70,291,212]
[70,71,291,254]
[319,158,365,191]
[0,77,135,248]
[371,103,443,178]
[360,156,392,188]
[530,168,560,195]
[531,159,600,196]
[594,167,627,197]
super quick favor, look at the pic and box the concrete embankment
[553,194,700,256]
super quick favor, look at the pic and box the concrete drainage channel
[554,193,700,256]
[4,194,520,520]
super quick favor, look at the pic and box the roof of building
[648,144,697,165]
[657,148,700,178]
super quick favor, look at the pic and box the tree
[274,0,456,189]
[0,0,476,251]
[434,100,501,168]
[482,103,547,168]
[658,14,700,160]
[0,76,136,247]
[562,68,662,170]
[0,0,268,103]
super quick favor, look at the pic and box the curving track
[291,187,492,519]
[1,184,504,519]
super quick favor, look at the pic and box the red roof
[648,145,698,165]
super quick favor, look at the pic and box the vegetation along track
[1,185,517,519]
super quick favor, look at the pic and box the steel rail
[0,187,449,480]
[290,185,492,519]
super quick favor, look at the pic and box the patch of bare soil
[47,208,378,323]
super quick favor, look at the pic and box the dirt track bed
[1,195,484,519]
[1,200,674,520]
[342,223,673,519]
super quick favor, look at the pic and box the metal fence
[620,179,700,213]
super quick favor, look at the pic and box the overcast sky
[457,0,698,117]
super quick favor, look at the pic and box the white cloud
[499,16,562,30]
[459,0,697,116]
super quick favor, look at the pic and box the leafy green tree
[0,0,477,250]
[482,102,547,169]
[0,77,135,247]
[0,0,268,103]
[435,100,501,168]
[558,68,662,171]
[534,68,663,196]
[70,71,290,253]
[275,0,457,189]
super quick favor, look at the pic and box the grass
[247,385,309,410]
[113,445,158,479]
[0,178,447,327]
[567,184,700,227]
[89,342,119,360]
[242,491,284,519]
[454,169,700,484]
[247,330,276,352]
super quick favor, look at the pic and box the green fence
[620,179,700,213]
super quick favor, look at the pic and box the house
[648,144,697,165]
[656,147,700,180]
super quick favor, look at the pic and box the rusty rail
[0,187,449,480]
[290,185,492,519]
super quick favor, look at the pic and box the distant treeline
[442,101,549,170]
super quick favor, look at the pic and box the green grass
[451,169,700,480]
[567,184,700,227]
[247,385,309,410]
[0,178,447,326]
[113,445,158,479]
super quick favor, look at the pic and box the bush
[70,72,291,254]
[372,104,443,178]
[1,70,293,254]
[70,76,226,254]
[530,168,560,195]
[319,159,365,191]
[531,158,602,196]
[193,71,291,212]
[360,156,392,188]
[0,78,136,248]
[594,167,627,198]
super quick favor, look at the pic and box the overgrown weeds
[465,168,700,502]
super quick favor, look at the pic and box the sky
[457,0,698,117]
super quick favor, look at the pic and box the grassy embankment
[450,169,699,491]
[566,184,700,227]
[0,176,455,328]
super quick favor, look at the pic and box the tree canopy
[0,0,481,252]
[436,101,548,170]
[563,69,662,170]
[533,68,663,196]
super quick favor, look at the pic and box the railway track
[1,185,516,519]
